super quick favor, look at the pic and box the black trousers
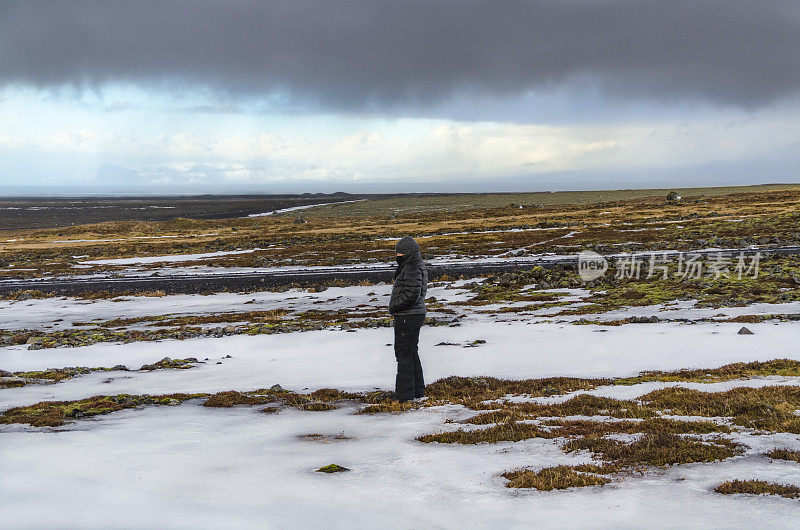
[393,314,426,401]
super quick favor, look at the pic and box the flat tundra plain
[2,186,800,529]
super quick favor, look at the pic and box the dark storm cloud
[1,0,799,108]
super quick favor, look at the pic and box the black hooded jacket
[389,251,428,315]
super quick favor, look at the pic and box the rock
[223,325,235,334]
[269,384,284,392]
[224,355,232,359]
[28,343,43,350]
[738,326,754,335]
[0,369,12,377]
[25,336,40,345]
[111,364,129,371]
[166,399,181,406]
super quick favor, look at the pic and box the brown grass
[1,393,208,427]
[202,391,272,407]
[640,385,800,432]
[715,479,800,499]
[765,448,800,462]
[564,431,742,467]
[502,466,610,490]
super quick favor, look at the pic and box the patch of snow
[246,199,366,217]
[80,249,261,266]
[1,400,799,528]
[3,320,800,409]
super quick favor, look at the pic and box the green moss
[0,392,208,427]
[202,391,271,407]
[139,357,198,371]
[316,464,350,473]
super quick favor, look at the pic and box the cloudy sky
[1,0,799,194]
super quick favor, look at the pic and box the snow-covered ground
[2,319,799,408]
[3,285,800,528]
[0,282,476,330]
[3,401,800,529]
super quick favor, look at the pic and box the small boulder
[737,326,754,335]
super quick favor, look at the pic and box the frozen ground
[2,319,800,408]
[3,402,800,529]
[3,280,799,333]
[2,285,800,528]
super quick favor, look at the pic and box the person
[389,235,428,402]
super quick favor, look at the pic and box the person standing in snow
[389,236,428,402]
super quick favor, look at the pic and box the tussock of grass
[544,418,730,438]
[464,409,528,425]
[640,385,800,432]
[421,418,729,445]
[765,448,800,462]
[358,401,414,414]
[467,394,655,423]
[202,391,271,407]
[502,466,610,490]
[300,402,337,411]
[309,388,361,402]
[418,422,547,444]
[426,376,607,405]
[715,479,800,499]
[1,393,208,427]
[1,364,131,388]
[564,431,742,467]
[139,357,198,371]
[615,359,800,385]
